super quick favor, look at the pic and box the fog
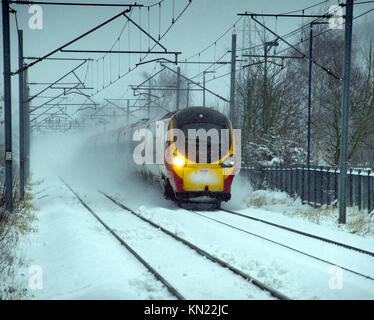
[31,124,173,209]
[30,121,252,211]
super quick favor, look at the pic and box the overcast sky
[1,0,374,122]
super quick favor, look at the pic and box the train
[87,107,237,208]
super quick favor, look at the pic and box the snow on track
[223,205,374,255]
[19,176,175,299]
[196,209,374,278]
[74,186,276,300]
[19,174,374,300]
[106,197,374,300]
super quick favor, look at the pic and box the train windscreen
[178,122,231,163]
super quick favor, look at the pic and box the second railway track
[220,208,374,258]
[100,191,289,300]
[188,209,374,282]
[109,196,374,299]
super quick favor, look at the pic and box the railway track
[188,209,374,282]
[60,178,289,300]
[107,198,374,299]
[220,208,374,258]
[100,191,290,300]
[60,178,184,300]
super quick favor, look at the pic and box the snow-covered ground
[240,188,374,239]
[19,176,174,300]
[13,171,374,300]
[9,133,374,300]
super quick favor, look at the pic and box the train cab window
[180,122,231,147]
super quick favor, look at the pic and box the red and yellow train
[88,107,236,208]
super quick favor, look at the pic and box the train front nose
[183,167,224,192]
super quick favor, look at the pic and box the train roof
[171,107,230,128]
[86,108,229,143]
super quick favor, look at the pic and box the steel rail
[59,178,185,300]
[189,210,374,282]
[220,208,374,258]
[101,192,290,300]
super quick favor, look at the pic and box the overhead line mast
[2,0,13,211]
[339,0,354,224]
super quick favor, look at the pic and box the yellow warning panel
[183,167,224,191]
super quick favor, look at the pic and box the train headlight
[173,155,186,167]
[221,155,235,168]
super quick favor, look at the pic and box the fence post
[304,165,307,203]
[326,167,331,206]
[325,167,329,206]
[301,165,305,203]
[357,169,362,210]
[281,167,285,191]
[295,166,299,197]
[286,167,290,194]
[262,167,266,189]
[362,169,368,211]
[314,166,317,205]
[349,168,353,207]
[321,167,324,206]
[296,166,298,199]
[368,170,372,213]
[319,166,324,206]
[285,167,288,193]
[309,166,312,204]
[291,166,294,195]
[264,167,267,189]
[269,167,273,189]
[334,167,338,202]
[290,166,293,195]
[291,166,295,196]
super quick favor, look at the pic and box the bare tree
[140,68,188,118]
[294,21,374,166]
[236,39,307,166]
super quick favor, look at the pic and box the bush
[0,166,37,300]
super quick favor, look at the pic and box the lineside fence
[240,166,374,213]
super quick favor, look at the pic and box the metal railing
[240,166,374,213]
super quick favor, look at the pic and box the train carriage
[160,107,236,208]
[88,107,237,208]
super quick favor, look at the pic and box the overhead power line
[84,0,192,99]
[9,1,143,7]
[12,8,132,75]
[249,15,342,80]
[278,0,331,15]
